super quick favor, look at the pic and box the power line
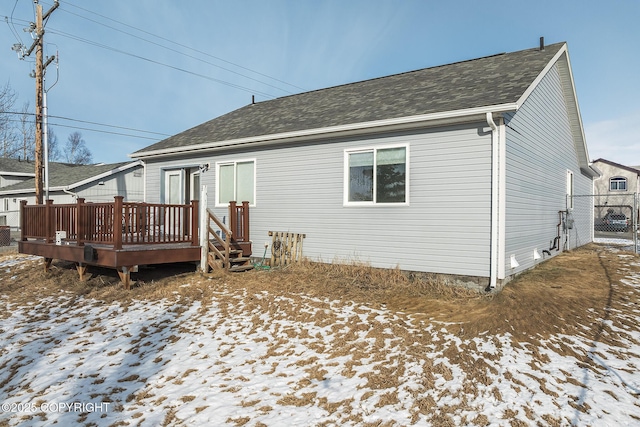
[46,27,281,100]
[1,110,171,137]
[59,1,306,93]
[54,5,298,96]
[3,116,164,141]
[6,8,289,99]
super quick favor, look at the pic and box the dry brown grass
[1,243,638,425]
[0,243,634,348]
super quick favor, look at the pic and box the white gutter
[132,103,518,160]
[63,187,78,199]
[487,112,500,290]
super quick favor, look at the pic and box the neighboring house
[592,158,640,224]
[0,157,36,189]
[131,41,598,290]
[0,159,144,228]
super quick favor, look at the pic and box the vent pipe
[539,36,545,51]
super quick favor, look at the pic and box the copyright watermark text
[1,401,110,413]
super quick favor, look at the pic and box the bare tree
[63,131,93,164]
[18,101,35,161]
[46,126,61,161]
[0,81,18,158]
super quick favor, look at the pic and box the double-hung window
[345,145,408,205]
[216,159,256,206]
[610,177,627,191]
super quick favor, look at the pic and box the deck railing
[20,196,199,249]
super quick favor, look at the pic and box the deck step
[230,256,252,264]
[229,264,255,273]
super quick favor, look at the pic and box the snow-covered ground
[0,254,639,426]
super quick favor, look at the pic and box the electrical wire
[55,6,297,96]
[1,112,171,139]
[46,27,280,100]
[59,0,306,92]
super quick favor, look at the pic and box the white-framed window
[216,159,256,206]
[344,144,408,206]
[610,177,627,191]
[566,170,574,210]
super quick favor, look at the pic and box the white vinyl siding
[504,60,592,276]
[143,123,492,277]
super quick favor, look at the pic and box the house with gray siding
[0,160,144,229]
[131,41,598,289]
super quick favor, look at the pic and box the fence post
[45,199,54,243]
[76,198,85,246]
[635,194,638,255]
[114,196,123,250]
[191,199,199,246]
[20,200,27,241]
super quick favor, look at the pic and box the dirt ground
[0,243,631,344]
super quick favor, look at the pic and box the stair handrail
[206,207,232,270]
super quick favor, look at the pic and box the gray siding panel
[145,124,493,277]
[504,63,592,275]
[75,167,145,202]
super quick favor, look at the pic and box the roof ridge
[259,42,564,104]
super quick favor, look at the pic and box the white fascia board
[66,160,143,190]
[131,104,517,160]
[0,172,35,177]
[515,44,568,108]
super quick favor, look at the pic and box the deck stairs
[204,204,253,273]
[208,243,254,273]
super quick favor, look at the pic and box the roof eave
[131,103,518,160]
[66,160,143,191]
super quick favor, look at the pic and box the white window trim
[215,158,257,207]
[566,169,574,210]
[610,176,627,192]
[343,143,409,207]
[164,169,184,205]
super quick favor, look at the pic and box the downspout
[487,112,499,290]
[63,188,78,200]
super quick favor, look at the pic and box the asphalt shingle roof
[0,158,37,174]
[0,161,133,192]
[134,42,565,155]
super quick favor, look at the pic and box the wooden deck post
[114,196,123,250]
[76,197,85,246]
[229,201,237,240]
[242,201,250,242]
[19,200,27,241]
[45,199,54,243]
[191,199,199,246]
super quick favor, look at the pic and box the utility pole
[12,1,59,204]
[34,4,43,204]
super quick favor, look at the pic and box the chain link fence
[572,194,638,253]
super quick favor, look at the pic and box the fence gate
[572,193,638,254]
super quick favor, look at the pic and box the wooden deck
[18,197,251,288]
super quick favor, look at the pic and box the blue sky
[1,0,639,165]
